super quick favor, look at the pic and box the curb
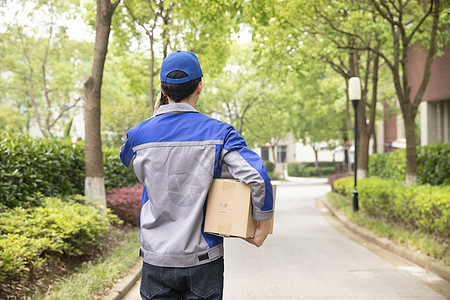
[320,196,450,282]
[101,260,142,300]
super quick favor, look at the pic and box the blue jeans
[140,257,224,300]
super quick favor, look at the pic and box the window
[277,145,287,163]
[261,147,269,161]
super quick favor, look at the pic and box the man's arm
[221,127,273,246]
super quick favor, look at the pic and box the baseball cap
[160,50,203,84]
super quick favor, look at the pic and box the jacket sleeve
[120,130,136,170]
[221,127,273,221]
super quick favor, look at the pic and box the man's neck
[169,96,198,108]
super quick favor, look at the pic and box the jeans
[140,257,224,300]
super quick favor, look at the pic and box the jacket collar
[155,103,198,116]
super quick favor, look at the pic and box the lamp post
[348,77,361,212]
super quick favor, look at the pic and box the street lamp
[348,77,361,212]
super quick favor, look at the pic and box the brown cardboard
[204,179,276,238]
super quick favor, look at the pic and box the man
[120,50,273,300]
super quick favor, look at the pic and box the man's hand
[243,220,271,247]
[152,92,162,117]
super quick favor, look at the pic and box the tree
[108,0,239,113]
[84,0,120,207]
[0,2,91,137]
[288,65,347,171]
[307,0,447,184]
[101,53,150,146]
[360,0,446,185]
[247,0,386,179]
[198,42,290,169]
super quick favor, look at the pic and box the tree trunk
[270,141,278,171]
[312,144,319,171]
[403,108,418,185]
[149,36,155,112]
[84,0,120,208]
[357,127,369,179]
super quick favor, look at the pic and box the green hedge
[287,162,335,177]
[103,146,138,189]
[0,133,85,208]
[0,196,114,280]
[333,177,450,239]
[369,143,450,185]
[0,133,138,209]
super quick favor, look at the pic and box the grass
[326,192,450,266]
[30,228,140,300]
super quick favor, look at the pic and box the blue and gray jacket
[120,103,273,267]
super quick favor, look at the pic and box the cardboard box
[204,179,276,238]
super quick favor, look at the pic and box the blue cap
[160,50,203,84]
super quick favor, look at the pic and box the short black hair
[161,71,202,102]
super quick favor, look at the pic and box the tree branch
[337,45,394,72]
[49,99,81,128]
[411,0,440,114]
[312,4,365,45]
[42,26,53,130]
[406,0,433,44]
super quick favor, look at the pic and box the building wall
[407,43,450,102]
[420,99,450,145]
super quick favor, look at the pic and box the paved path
[122,177,447,300]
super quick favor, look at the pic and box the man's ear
[159,84,167,96]
[197,81,204,94]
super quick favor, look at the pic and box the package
[204,179,277,238]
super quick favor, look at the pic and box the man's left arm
[221,127,273,246]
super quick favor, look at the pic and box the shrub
[263,160,275,172]
[268,171,282,180]
[287,162,336,177]
[417,143,450,185]
[328,173,353,191]
[287,162,305,177]
[0,196,113,280]
[103,146,139,190]
[0,133,85,208]
[106,184,143,226]
[368,143,450,185]
[0,133,139,208]
[333,177,450,239]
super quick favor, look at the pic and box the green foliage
[368,148,406,182]
[368,143,450,185]
[333,177,450,239]
[263,160,275,172]
[0,133,139,209]
[0,133,85,209]
[287,162,335,177]
[0,106,26,133]
[101,55,151,147]
[103,146,139,194]
[0,196,112,280]
[0,16,92,136]
[417,143,450,185]
[198,42,289,147]
[327,192,449,265]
